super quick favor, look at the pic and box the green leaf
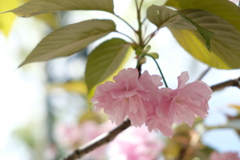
[148,53,159,59]
[165,0,240,31]
[178,13,214,51]
[147,5,214,51]
[85,38,132,94]
[147,5,179,28]
[19,19,116,67]
[4,0,114,17]
[168,9,240,69]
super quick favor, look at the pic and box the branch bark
[63,119,131,160]
[63,76,240,160]
[210,77,240,92]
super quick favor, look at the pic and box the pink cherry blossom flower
[147,72,211,137]
[210,152,240,160]
[92,69,211,138]
[91,68,163,126]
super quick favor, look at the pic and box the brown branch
[63,76,240,160]
[210,77,240,92]
[63,119,131,160]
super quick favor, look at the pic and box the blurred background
[0,0,240,159]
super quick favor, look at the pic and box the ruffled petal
[177,71,189,89]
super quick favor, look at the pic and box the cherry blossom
[91,68,163,126]
[91,69,212,137]
[160,72,212,126]
[150,72,211,136]
[210,152,240,160]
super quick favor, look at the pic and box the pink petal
[156,88,174,118]
[185,81,212,100]
[177,71,189,89]
[140,70,163,86]
[145,116,173,137]
[113,68,139,82]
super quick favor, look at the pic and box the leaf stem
[146,54,169,88]
[139,0,144,11]
[144,29,158,46]
[135,0,144,47]
[136,52,145,69]
[116,31,137,44]
[113,14,137,33]
[142,17,147,24]
[134,0,139,10]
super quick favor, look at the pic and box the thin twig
[143,29,158,46]
[116,31,137,44]
[63,76,240,160]
[197,66,211,80]
[63,119,131,160]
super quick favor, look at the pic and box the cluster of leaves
[2,0,240,96]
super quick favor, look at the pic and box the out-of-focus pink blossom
[146,72,211,137]
[55,121,114,160]
[91,68,162,126]
[55,124,82,146]
[107,126,164,160]
[210,151,240,160]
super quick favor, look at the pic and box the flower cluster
[91,68,212,137]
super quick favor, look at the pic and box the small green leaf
[148,53,159,59]
[147,5,214,51]
[169,9,240,69]
[4,0,114,17]
[85,38,132,94]
[147,5,179,28]
[19,19,116,67]
[165,0,240,30]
